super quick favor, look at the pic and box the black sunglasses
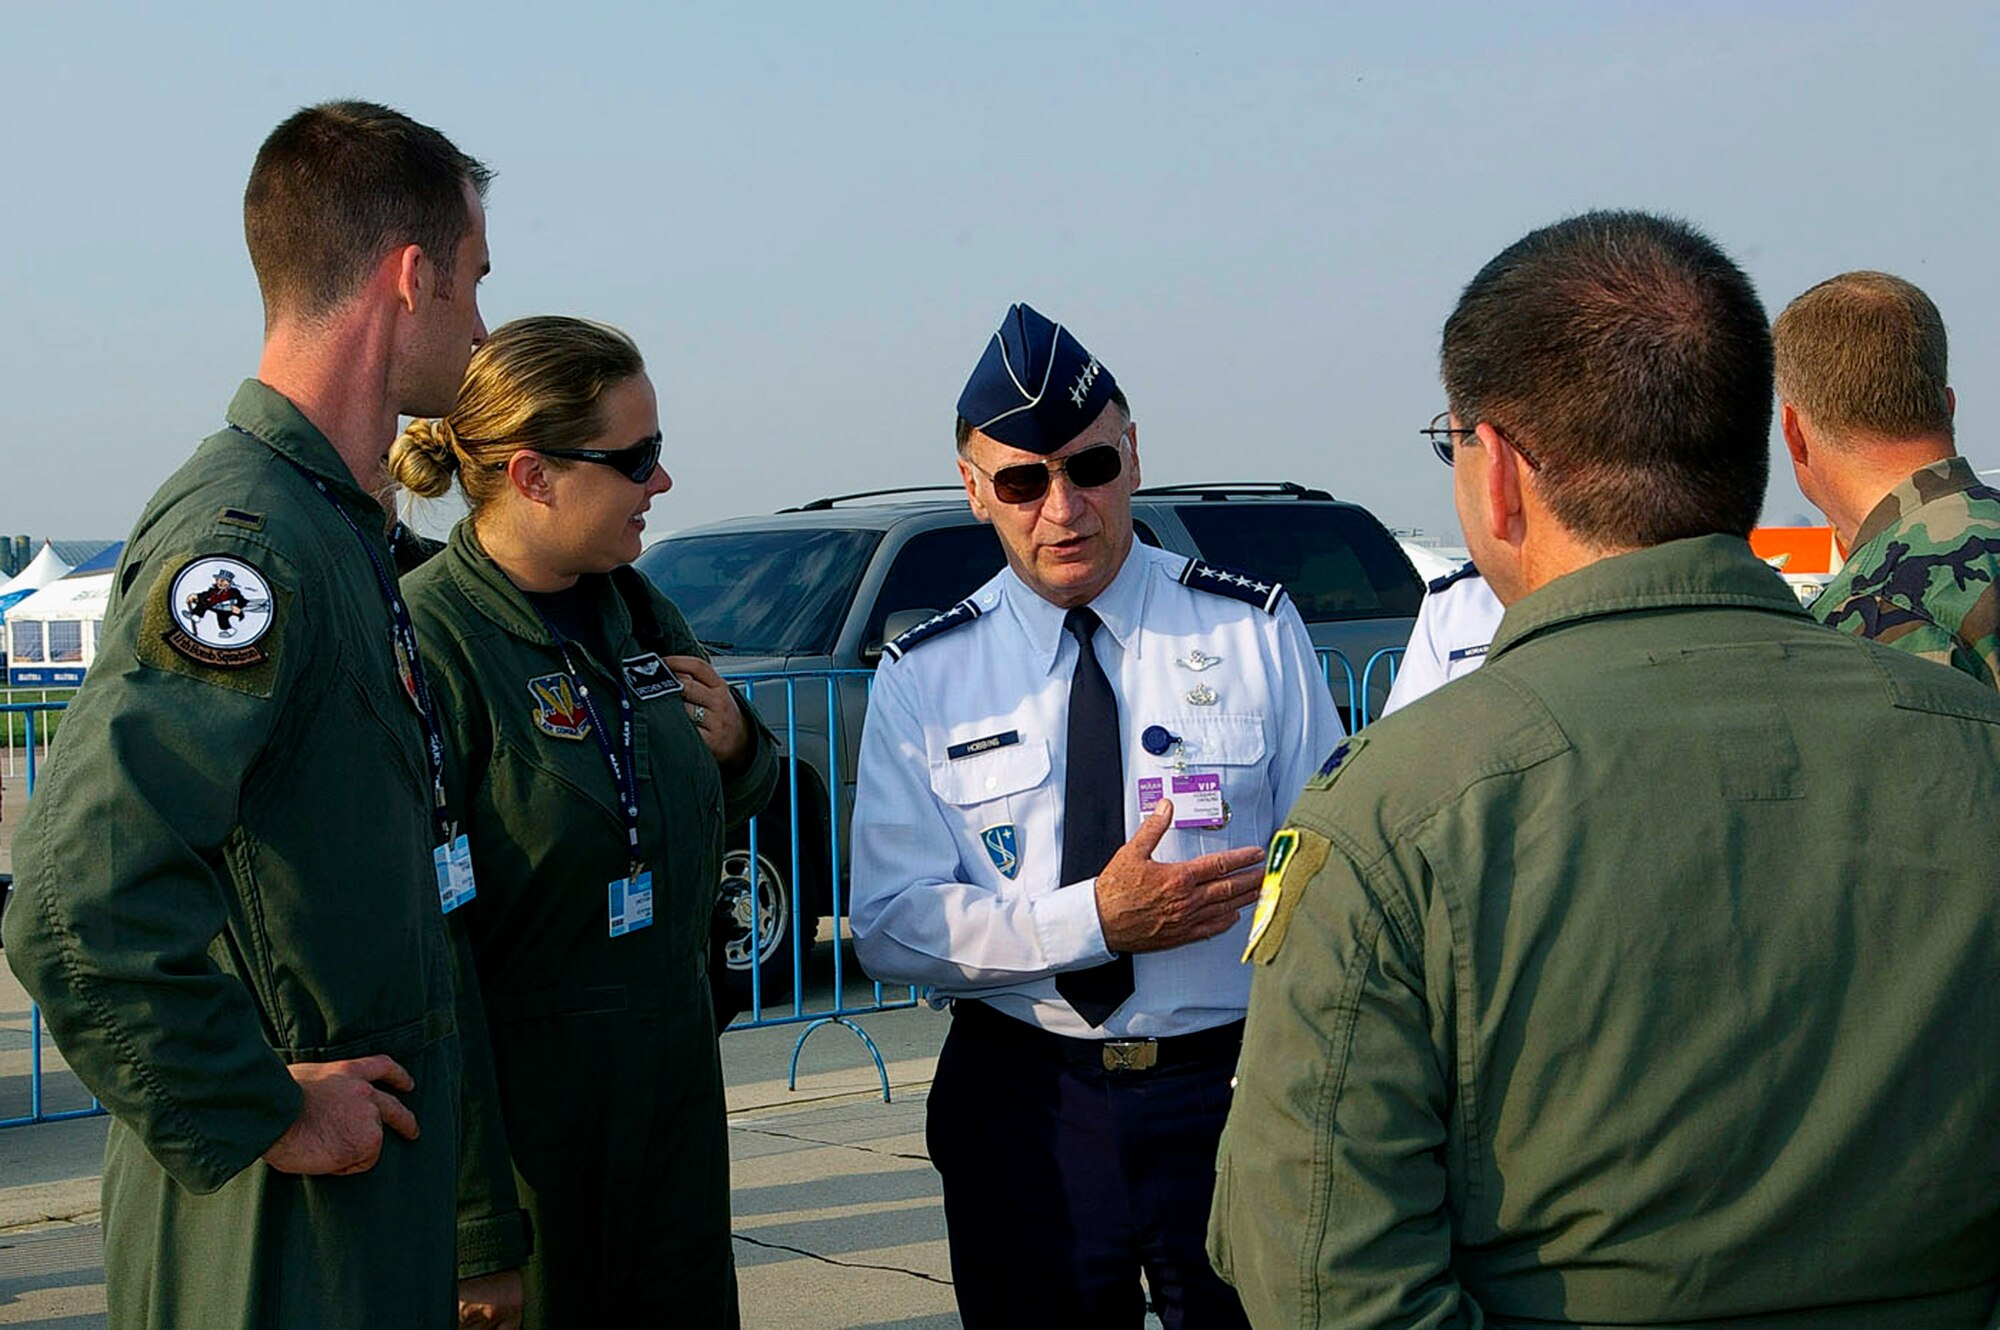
[969,440,1126,505]
[492,435,664,484]
[1419,412,1539,471]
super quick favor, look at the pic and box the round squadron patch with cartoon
[164,556,275,667]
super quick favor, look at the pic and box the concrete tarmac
[0,919,963,1329]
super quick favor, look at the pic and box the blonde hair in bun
[388,416,463,500]
[390,315,646,515]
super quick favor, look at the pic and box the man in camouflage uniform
[1208,212,2000,1327]
[1777,270,2000,689]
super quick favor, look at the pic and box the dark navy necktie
[1055,606,1135,1027]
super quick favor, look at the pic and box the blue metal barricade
[1,699,101,1130]
[2,651,1411,1129]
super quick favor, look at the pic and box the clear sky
[3,1,1995,547]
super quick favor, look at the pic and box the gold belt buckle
[1101,1039,1159,1072]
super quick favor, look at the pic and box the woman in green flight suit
[392,316,777,1329]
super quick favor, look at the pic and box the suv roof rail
[1134,481,1335,501]
[785,485,964,512]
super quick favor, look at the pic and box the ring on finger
[690,704,707,725]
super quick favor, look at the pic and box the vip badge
[981,824,1021,879]
[163,556,275,668]
[528,672,593,740]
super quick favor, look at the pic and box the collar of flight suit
[1003,539,1160,676]
[1486,533,1809,665]
[225,378,387,532]
[1850,454,1982,550]
[438,518,633,658]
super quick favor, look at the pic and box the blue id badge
[608,870,655,937]
[435,833,477,914]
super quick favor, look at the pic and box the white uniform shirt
[851,541,1342,1039]
[1381,564,1505,715]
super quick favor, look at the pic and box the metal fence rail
[2,650,1407,1128]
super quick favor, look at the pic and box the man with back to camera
[3,101,531,1329]
[1209,212,2000,1327]
[1776,270,2000,690]
[849,303,1342,1327]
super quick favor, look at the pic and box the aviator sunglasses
[491,434,664,484]
[968,436,1127,505]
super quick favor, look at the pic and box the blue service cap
[956,303,1118,455]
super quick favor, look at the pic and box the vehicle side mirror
[865,608,943,663]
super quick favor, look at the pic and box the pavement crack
[735,1125,930,1163]
[732,1232,952,1286]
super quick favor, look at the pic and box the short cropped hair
[390,316,646,514]
[244,100,492,325]
[1441,210,1772,545]
[1773,271,1952,443]
[955,385,1131,452]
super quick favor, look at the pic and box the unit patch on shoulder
[1242,826,1332,964]
[528,673,593,740]
[1179,559,1283,614]
[883,600,981,661]
[136,553,290,696]
[1306,734,1366,790]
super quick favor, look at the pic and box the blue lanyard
[276,453,453,842]
[534,613,645,877]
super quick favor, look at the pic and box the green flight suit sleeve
[1209,819,1479,1330]
[1,535,308,1193]
[422,638,535,1278]
[649,592,778,828]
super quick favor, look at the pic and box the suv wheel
[713,840,817,1013]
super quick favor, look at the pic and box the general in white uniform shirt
[1381,560,1506,714]
[851,540,1341,1039]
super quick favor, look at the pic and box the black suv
[637,483,1421,1008]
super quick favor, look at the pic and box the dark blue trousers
[925,1001,1251,1330]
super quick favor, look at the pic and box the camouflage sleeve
[1210,817,1477,1328]
[1819,593,2000,692]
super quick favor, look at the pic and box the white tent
[7,571,113,686]
[0,542,72,600]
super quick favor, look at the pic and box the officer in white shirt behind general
[850,303,1342,1328]
[1379,559,1506,714]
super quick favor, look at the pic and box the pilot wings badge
[528,672,593,740]
[980,824,1021,879]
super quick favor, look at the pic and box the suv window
[637,528,883,655]
[861,525,1008,646]
[1172,505,1421,621]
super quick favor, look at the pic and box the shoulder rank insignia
[1307,734,1365,790]
[883,599,981,661]
[1427,559,1480,595]
[1243,826,1332,964]
[528,673,593,740]
[1179,559,1283,614]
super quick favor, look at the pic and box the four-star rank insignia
[528,672,593,740]
[981,824,1021,879]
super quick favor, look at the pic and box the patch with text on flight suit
[528,672,593,740]
[621,652,684,701]
[136,552,290,697]
[1243,826,1331,964]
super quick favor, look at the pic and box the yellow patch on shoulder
[1242,827,1331,964]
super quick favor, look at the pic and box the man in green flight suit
[3,102,527,1329]
[1208,212,2000,1327]
[1776,270,2000,690]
